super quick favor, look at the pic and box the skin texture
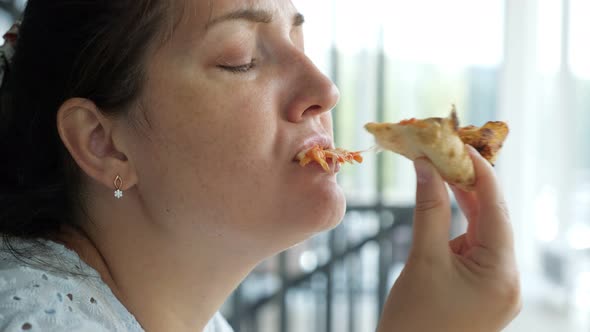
[55,0,520,331]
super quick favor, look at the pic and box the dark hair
[0,1,174,242]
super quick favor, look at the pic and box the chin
[252,183,346,256]
[289,180,347,237]
[316,185,347,231]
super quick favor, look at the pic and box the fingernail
[466,144,479,156]
[414,158,433,184]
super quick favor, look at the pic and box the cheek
[144,70,276,164]
[321,113,334,134]
[137,87,281,207]
[129,120,280,239]
[164,105,274,166]
[152,114,275,190]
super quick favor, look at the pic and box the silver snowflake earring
[113,175,123,199]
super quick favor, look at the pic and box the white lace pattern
[0,238,233,332]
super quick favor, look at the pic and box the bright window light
[535,186,560,243]
[536,0,562,75]
[569,0,590,79]
[296,0,504,67]
[381,0,504,67]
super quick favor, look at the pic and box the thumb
[410,158,452,261]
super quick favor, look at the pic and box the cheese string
[356,145,383,154]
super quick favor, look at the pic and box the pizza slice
[364,106,509,191]
[296,145,363,173]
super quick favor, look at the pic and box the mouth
[292,135,364,174]
[293,136,334,162]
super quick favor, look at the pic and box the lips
[293,135,334,162]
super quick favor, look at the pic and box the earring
[113,175,123,199]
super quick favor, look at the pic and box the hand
[377,145,521,332]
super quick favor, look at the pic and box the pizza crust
[364,106,508,191]
[458,121,509,166]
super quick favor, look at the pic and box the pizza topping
[296,145,363,173]
[399,118,418,125]
[399,118,428,128]
[457,121,509,165]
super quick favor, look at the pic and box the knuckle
[488,200,511,221]
[508,278,522,313]
[502,279,522,312]
[496,201,511,220]
[414,198,446,215]
[487,275,522,314]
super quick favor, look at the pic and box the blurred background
[1,0,588,331]
[236,0,590,330]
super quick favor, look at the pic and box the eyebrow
[206,9,305,29]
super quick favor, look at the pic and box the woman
[0,0,521,331]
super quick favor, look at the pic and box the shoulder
[0,262,115,331]
[204,312,234,332]
[0,240,141,332]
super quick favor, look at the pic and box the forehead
[153,0,299,61]
[180,0,297,30]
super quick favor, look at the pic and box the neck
[59,214,259,331]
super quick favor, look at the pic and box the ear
[56,98,137,193]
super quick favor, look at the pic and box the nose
[283,50,340,123]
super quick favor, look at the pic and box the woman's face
[126,0,343,253]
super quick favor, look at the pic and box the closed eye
[218,60,256,73]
